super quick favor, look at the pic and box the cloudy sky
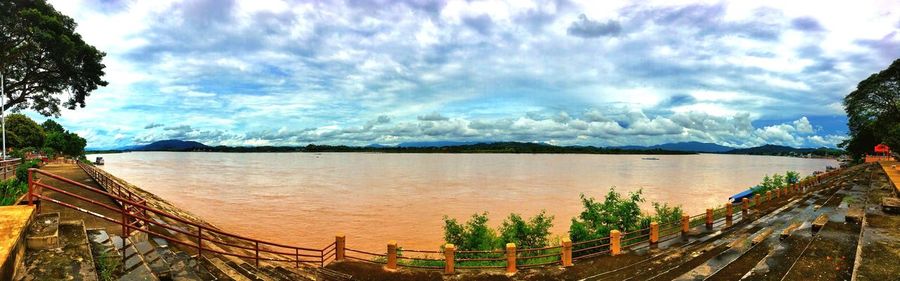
[37,0,900,149]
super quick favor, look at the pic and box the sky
[36,0,900,149]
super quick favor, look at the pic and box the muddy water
[92,152,837,251]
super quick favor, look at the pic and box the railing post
[27,169,33,206]
[561,238,573,267]
[725,202,733,221]
[610,230,621,256]
[444,244,455,274]
[198,226,203,262]
[766,191,772,203]
[754,194,761,208]
[649,222,659,244]
[705,208,713,229]
[742,198,749,216]
[386,241,397,271]
[255,241,260,267]
[506,243,516,274]
[335,234,346,261]
[681,214,690,234]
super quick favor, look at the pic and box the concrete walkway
[35,163,123,237]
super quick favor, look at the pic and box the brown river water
[92,152,837,251]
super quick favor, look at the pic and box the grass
[96,250,121,281]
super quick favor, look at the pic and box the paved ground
[34,163,124,237]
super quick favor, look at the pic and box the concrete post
[444,244,455,274]
[705,208,713,229]
[766,191,772,202]
[506,243,516,274]
[610,230,621,256]
[725,202,733,221]
[650,222,659,244]
[742,198,749,216]
[754,194,761,208]
[681,214,690,234]
[561,238,573,267]
[386,241,398,271]
[335,234,346,261]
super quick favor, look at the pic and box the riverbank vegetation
[750,171,800,195]
[400,188,684,268]
[0,159,40,206]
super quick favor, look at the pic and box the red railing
[27,165,334,269]
[0,158,21,180]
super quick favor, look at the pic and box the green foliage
[41,119,65,134]
[0,0,107,117]
[0,178,27,206]
[785,171,799,184]
[44,130,86,156]
[842,58,900,160]
[569,188,645,242]
[651,202,683,225]
[96,248,121,281]
[16,159,40,183]
[443,212,498,251]
[498,211,554,249]
[753,171,802,195]
[5,114,45,149]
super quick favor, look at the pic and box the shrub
[16,160,41,183]
[568,188,645,242]
[498,211,554,249]
[651,202,683,225]
[0,178,27,206]
[443,212,498,251]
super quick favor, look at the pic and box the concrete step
[113,235,159,281]
[22,219,99,281]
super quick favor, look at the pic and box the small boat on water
[642,157,660,160]
[94,157,104,165]
[729,187,756,203]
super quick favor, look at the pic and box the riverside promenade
[5,161,900,280]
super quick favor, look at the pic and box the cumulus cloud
[567,14,622,38]
[39,0,896,149]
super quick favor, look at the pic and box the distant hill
[614,141,734,153]
[134,139,209,151]
[397,141,485,148]
[725,144,842,156]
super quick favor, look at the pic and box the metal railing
[28,166,334,270]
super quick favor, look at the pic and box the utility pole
[1,71,6,160]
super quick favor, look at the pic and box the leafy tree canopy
[0,0,107,116]
[5,113,44,149]
[842,58,900,159]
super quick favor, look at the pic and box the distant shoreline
[86,140,844,158]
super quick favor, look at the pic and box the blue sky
[37,0,900,149]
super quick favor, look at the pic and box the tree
[569,188,645,242]
[0,0,107,116]
[842,58,900,160]
[5,113,44,149]
[442,212,498,251]
[498,211,554,249]
[41,119,64,133]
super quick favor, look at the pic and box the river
[91,152,837,251]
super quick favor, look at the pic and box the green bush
[443,212,498,251]
[651,202,683,225]
[498,211,554,249]
[16,160,41,183]
[0,178,27,206]
[569,188,645,242]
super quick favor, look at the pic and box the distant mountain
[397,141,487,148]
[613,141,734,153]
[135,139,209,151]
[725,144,842,156]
